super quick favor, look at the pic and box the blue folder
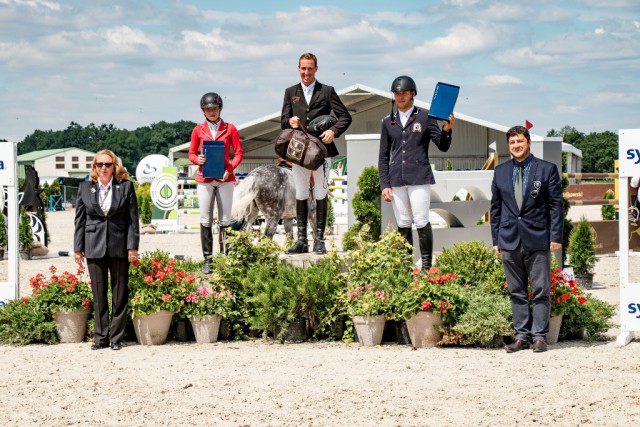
[202,140,225,179]
[427,82,460,121]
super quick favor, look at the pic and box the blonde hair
[89,149,129,182]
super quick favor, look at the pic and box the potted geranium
[128,250,194,345]
[182,284,234,343]
[392,267,465,348]
[31,265,93,343]
[344,283,390,346]
[546,268,587,344]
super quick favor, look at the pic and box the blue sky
[1,0,638,142]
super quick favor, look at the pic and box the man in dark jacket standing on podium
[281,52,352,254]
[490,125,563,353]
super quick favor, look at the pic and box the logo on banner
[150,172,178,211]
[135,154,171,184]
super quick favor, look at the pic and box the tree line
[547,126,618,173]
[17,121,196,174]
[14,121,618,174]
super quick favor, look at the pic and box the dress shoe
[91,343,109,350]
[506,338,530,353]
[110,343,123,351]
[532,339,548,353]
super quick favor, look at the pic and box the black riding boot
[397,227,413,254]
[417,223,433,272]
[287,199,309,254]
[200,225,213,273]
[219,225,230,255]
[313,197,328,254]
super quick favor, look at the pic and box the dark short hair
[298,52,317,67]
[506,125,530,143]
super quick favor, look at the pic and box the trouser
[197,180,235,227]
[87,255,130,346]
[501,247,551,341]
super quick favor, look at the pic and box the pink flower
[365,284,373,290]
[161,294,172,302]
[143,275,153,284]
[197,287,210,297]
[186,292,199,303]
[347,291,358,299]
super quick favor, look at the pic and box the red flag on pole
[525,120,533,130]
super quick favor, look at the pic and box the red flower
[143,275,153,284]
[561,294,570,301]
[20,297,29,304]
[412,267,420,276]
[421,300,433,311]
[49,265,57,273]
[578,297,587,304]
[131,258,141,266]
[161,294,172,302]
[82,298,91,308]
[186,274,196,283]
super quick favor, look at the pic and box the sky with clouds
[1,0,639,142]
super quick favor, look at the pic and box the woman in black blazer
[74,149,139,350]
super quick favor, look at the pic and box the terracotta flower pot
[53,308,90,343]
[190,314,222,344]
[406,311,444,348]
[547,314,564,345]
[133,310,174,345]
[352,315,386,347]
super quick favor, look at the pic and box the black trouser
[87,255,130,346]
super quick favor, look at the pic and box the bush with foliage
[434,240,504,289]
[0,297,58,345]
[601,189,615,220]
[19,208,33,251]
[0,212,7,250]
[135,182,153,225]
[343,166,380,250]
[568,217,597,275]
[560,293,616,341]
[451,289,513,347]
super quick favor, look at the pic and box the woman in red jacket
[188,92,244,272]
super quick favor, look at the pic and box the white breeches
[291,158,331,200]
[197,181,235,227]
[390,184,431,228]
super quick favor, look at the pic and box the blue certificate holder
[427,82,460,121]
[202,140,225,179]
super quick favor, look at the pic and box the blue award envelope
[427,82,460,121]
[202,140,225,179]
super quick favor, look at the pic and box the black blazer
[74,180,140,259]
[490,156,563,251]
[378,107,452,189]
[280,81,352,158]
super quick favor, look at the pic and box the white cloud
[554,105,582,114]
[480,75,523,86]
[412,22,504,57]
[494,47,557,66]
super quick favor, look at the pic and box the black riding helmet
[389,75,417,124]
[200,92,223,109]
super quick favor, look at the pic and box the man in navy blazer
[490,125,563,353]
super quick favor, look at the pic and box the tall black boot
[417,223,433,272]
[219,225,230,255]
[313,197,328,254]
[287,199,309,254]
[200,225,213,273]
[397,227,413,254]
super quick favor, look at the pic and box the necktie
[514,166,523,209]
[100,186,111,216]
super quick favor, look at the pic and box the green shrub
[451,289,513,346]
[560,294,616,341]
[19,208,33,251]
[342,222,375,252]
[434,240,503,288]
[135,182,153,225]
[601,189,615,220]
[0,212,7,249]
[0,298,58,346]
[568,217,597,275]
[343,166,381,249]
